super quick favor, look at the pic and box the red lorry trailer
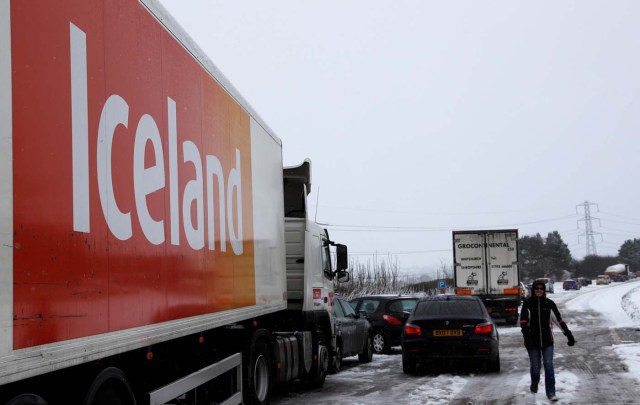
[0,1,352,404]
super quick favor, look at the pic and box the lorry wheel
[301,344,328,389]
[5,394,48,405]
[82,367,135,405]
[245,338,273,405]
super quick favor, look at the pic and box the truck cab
[283,159,348,313]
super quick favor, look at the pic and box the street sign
[438,279,446,289]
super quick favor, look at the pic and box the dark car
[401,295,500,374]
[331,296,374,372]
[349,295,418,354]
[562,279,581,290]
[576,277,592,286]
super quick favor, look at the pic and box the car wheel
[484,354,500,373]
[358,335,374,364]
[372,331,390,354]
[402,352,417,374]
[330,343,342,373]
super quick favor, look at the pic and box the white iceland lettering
[70,25,244,254]
[97,94,132,241]
[134,114,165,245]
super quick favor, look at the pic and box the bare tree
[334,255,434,299]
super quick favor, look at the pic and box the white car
[534,278,554,293]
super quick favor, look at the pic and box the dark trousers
[527,345,555,396]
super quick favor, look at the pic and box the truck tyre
[300,344,328,389]
[329,342,342,373]
[82,367,136,405]
[245,338,273,405]
[358,335,373,364]
[372,331,390,354]
[5,394,48,405]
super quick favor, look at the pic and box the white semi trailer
[452,230,520,325]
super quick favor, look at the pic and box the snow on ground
[564,279,640,328]
[477,280,640,405]
[562,279,640,385]
[274,279,640,404]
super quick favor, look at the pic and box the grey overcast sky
[157,0,640,276]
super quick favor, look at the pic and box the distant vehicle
[596,275,612,285]
[401,295,500,374]
[526,281,534,298]
[563,279,581,290]
[349,295,418,354]
[605,264,630,282]
[332,297,374,372]
[452,230,520,325]
[576,277,592,287]
[534,277,555,293]
[519,282,528,302]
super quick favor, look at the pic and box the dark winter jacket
[519,295,566,348]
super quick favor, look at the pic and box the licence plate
[433,329,463,337]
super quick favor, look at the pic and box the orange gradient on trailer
[10,0,255,349]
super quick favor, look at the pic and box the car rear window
[414,300,483,317]
[359,299,381,313]
[389,299,417,312]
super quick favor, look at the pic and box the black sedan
[331,296,374,372]
[401,295,500,374]
[349,295,418,354]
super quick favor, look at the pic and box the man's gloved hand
[566,331,576,346]
[524,334,532,348]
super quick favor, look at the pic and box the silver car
[534,277,554,293]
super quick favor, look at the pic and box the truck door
[486,231,519,294]
[453,232,487,294]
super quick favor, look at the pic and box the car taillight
[383,314,403,326]
[474,322,493,335]
[404,323,422,336]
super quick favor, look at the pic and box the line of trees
[335,234,640,298]
[519,232,640,281]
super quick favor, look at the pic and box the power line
[323,214,579,232]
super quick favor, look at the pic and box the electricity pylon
[576,200,601,256]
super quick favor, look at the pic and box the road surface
[273,280,640,404]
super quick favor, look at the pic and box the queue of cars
[338,273,620,376]
[341,294,500,374]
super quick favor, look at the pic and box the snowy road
[272,279,640,404]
